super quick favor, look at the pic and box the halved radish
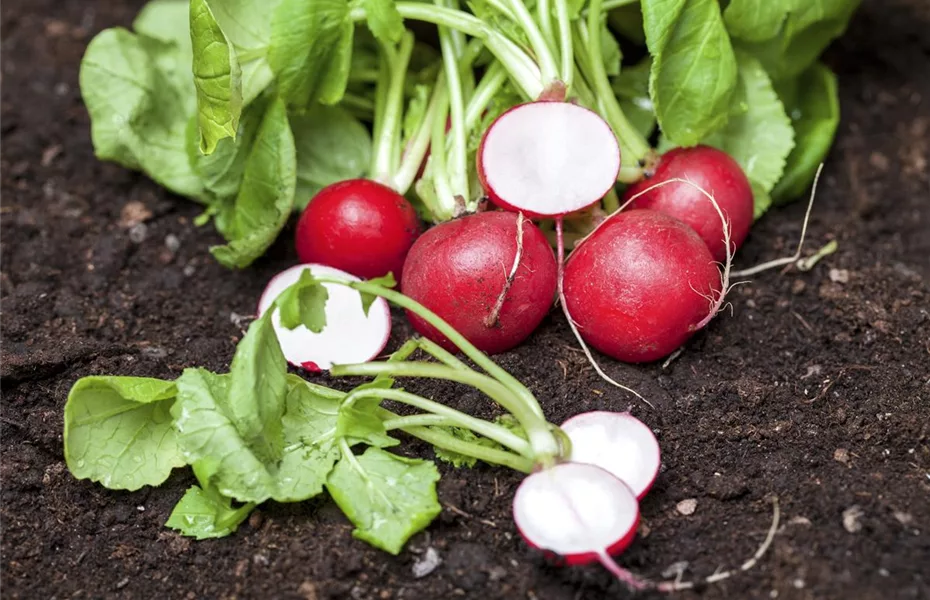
[560,412,661,499]
[513,462,639,566]
[257,264,391,371]
[478,102,621,218]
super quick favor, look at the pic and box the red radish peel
[560,411,660,499]
[478,102,621,218]
[258,264,391,370]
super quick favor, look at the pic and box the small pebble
[128,223,148,244]
[412,547,442,578]
[828,268,850,283]
[834,448,850,464]
[165,234,181,253]
[676,499,697,516]
[843,505,864,533]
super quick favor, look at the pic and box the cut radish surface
[560,412,661,499]
[513,462,639,566]
[257,264,391,370]
[478,102,621,217]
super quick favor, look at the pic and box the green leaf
[359,272,395,315]
[275,270,329,332]
[207,0,279,104]
[292,104,372,210]
[772,63,839,203]
[612,57,656,138]
[642,0,738,146]
[64,376,184,491]
[134,0,193,50]
[326,447,441,554]
[80,28,203,199]
[226,312,288,463]
[165,481,253,539]
[210,97,297,269]
[432,414,527,468]
[190,0,243,154]
[360,0,405,43]
[702,52,795,217]
[727,0,861,80]
[336,391,399,449]
[268,0,353,109]
[600,21,623,77]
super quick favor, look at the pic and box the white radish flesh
[512,462,639,566]
[478,102,621,217]
[560,411,661,499]
[257,264,391,371]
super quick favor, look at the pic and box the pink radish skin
[513,462,640,568]
[623,146,754,261]
[478,102,621,218]
[563,210,721,363]
[401,211,557,355]
[560,412,661,499]
[257,264,391,371]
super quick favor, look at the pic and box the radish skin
[257,264,391,370]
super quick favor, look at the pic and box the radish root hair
[731,163,825,277]
[485,212,526,328]
[595,496,781,593]
[555,218,653,408]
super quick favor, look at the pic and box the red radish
[513,462,642,575]
[562,209,721,363]
[623,146,754,261]
[401,211,557,355]
[478,102,621,218]
[295,179,421,281]
[258,264,391,371]
[560,412,660,499]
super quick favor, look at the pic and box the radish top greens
[80,0,859,267]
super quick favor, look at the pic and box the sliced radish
[513,462,639,566]
[560,412,660,499]
[478,102,621,217]
[257,264,391,370]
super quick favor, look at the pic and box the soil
[2,0,929,599]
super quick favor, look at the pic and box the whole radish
[401,211,557,354]
[562,209,721,363]
[623,146,754,261]
[295,179,421,281]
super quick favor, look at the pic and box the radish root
[595,496,781,593]
[731,164,824,278]
[555,218,653,408]
[485,213,526,328]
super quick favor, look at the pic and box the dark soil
[2,1,929,598]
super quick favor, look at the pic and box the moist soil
[2,0,929,598]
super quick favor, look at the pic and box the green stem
[415,337,471,371]
[427,87,457,220]
[465,62,507,130]
[371,32,415,185]
[216,502,257,530]
[379,409,533,472]
[577,9,650,167]
[340,92,376,115]
[382,413,451,429]
[600,0,639,11]
[437,0,469,203]
[503,0,559,84]
[342,386,532,456]
[394,72,446,195]
[554,0,574,89]
[332,360,557,460]
[537,0,557,55]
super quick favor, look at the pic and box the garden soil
[2,0,929,598]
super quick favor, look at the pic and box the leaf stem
[465,61,507,130]
[437,0,470,203]
[371,32,415,186]
[394,72,446,195]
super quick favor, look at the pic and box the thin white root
[731,164,825,278]
[485,213,525,328]
[655,496,781,592]
[555,218,653,408]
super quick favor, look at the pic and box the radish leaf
[206,0,277,104]
[612,57,656,138]
[359,0,405,43]
[165,480,254,539]
[190,0,242,154]
[326,447,441,554]
[276,270,329,332]
[268,0,353,109]
[359,273,396,315]
[210,97,296,269]
[134,0,193,53]
[702,52,794,216]
[773,62,839,202]
[79,28,203,199]
[642,0,738,146]
[64,377,184,491]
[292,105,373,210]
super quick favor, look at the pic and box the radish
[477,102,621,218]
[560,412,660,499]
[401,211,557,355]
[295,179,421,281]
[513,462,644,580]
[257,264,391,371]
[622,146,754,262]
[562,209,721,363]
